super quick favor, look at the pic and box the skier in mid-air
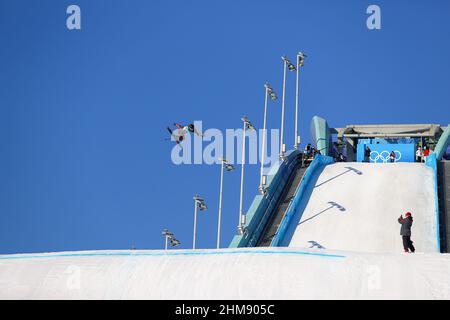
[174,123,203,137]
[166,122,204,148]
[398,212,415,253]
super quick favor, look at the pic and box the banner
[357,143,415,163]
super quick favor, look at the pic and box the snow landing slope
[287,162,438,253]
[1,248,450,299]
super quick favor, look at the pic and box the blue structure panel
[229,150,301,248]
[425,153,441,253]
[310,116,331,156]
[435,124,450,160]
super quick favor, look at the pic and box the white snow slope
[1,248,450,299]
[0,162,447,299]
[288,162,438,253]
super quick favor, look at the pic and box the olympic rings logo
[369,150,402,163]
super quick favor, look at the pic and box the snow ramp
[279,162,438,253]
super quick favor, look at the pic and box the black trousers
[402,236,415,252]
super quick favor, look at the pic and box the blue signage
[357,143,415,163]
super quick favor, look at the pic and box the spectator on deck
[310,146,317,158]
[305,143,312,157]
[423,146,430,162]
[389,151,396,163]
[416,146,423,163]
[364,146,371,162]
[398,212,415,253]
[336,153,345,162]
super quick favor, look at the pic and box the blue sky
[0,0,449,254]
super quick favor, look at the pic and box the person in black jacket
[364,146,371,162]
[390,151,396,163]
[398,212,415,253]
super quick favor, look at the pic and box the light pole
[238,116,255,235]
[193,195,207,250]
[217,158,235,249]
[294,52,306,150]
[280,55,296,159]
[162,229,180,250]
[259,83,277,194]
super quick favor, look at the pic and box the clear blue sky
[1,0,449,254]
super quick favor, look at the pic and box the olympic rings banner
[356,143,415,163]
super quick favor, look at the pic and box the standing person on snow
[398,212,415,253]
